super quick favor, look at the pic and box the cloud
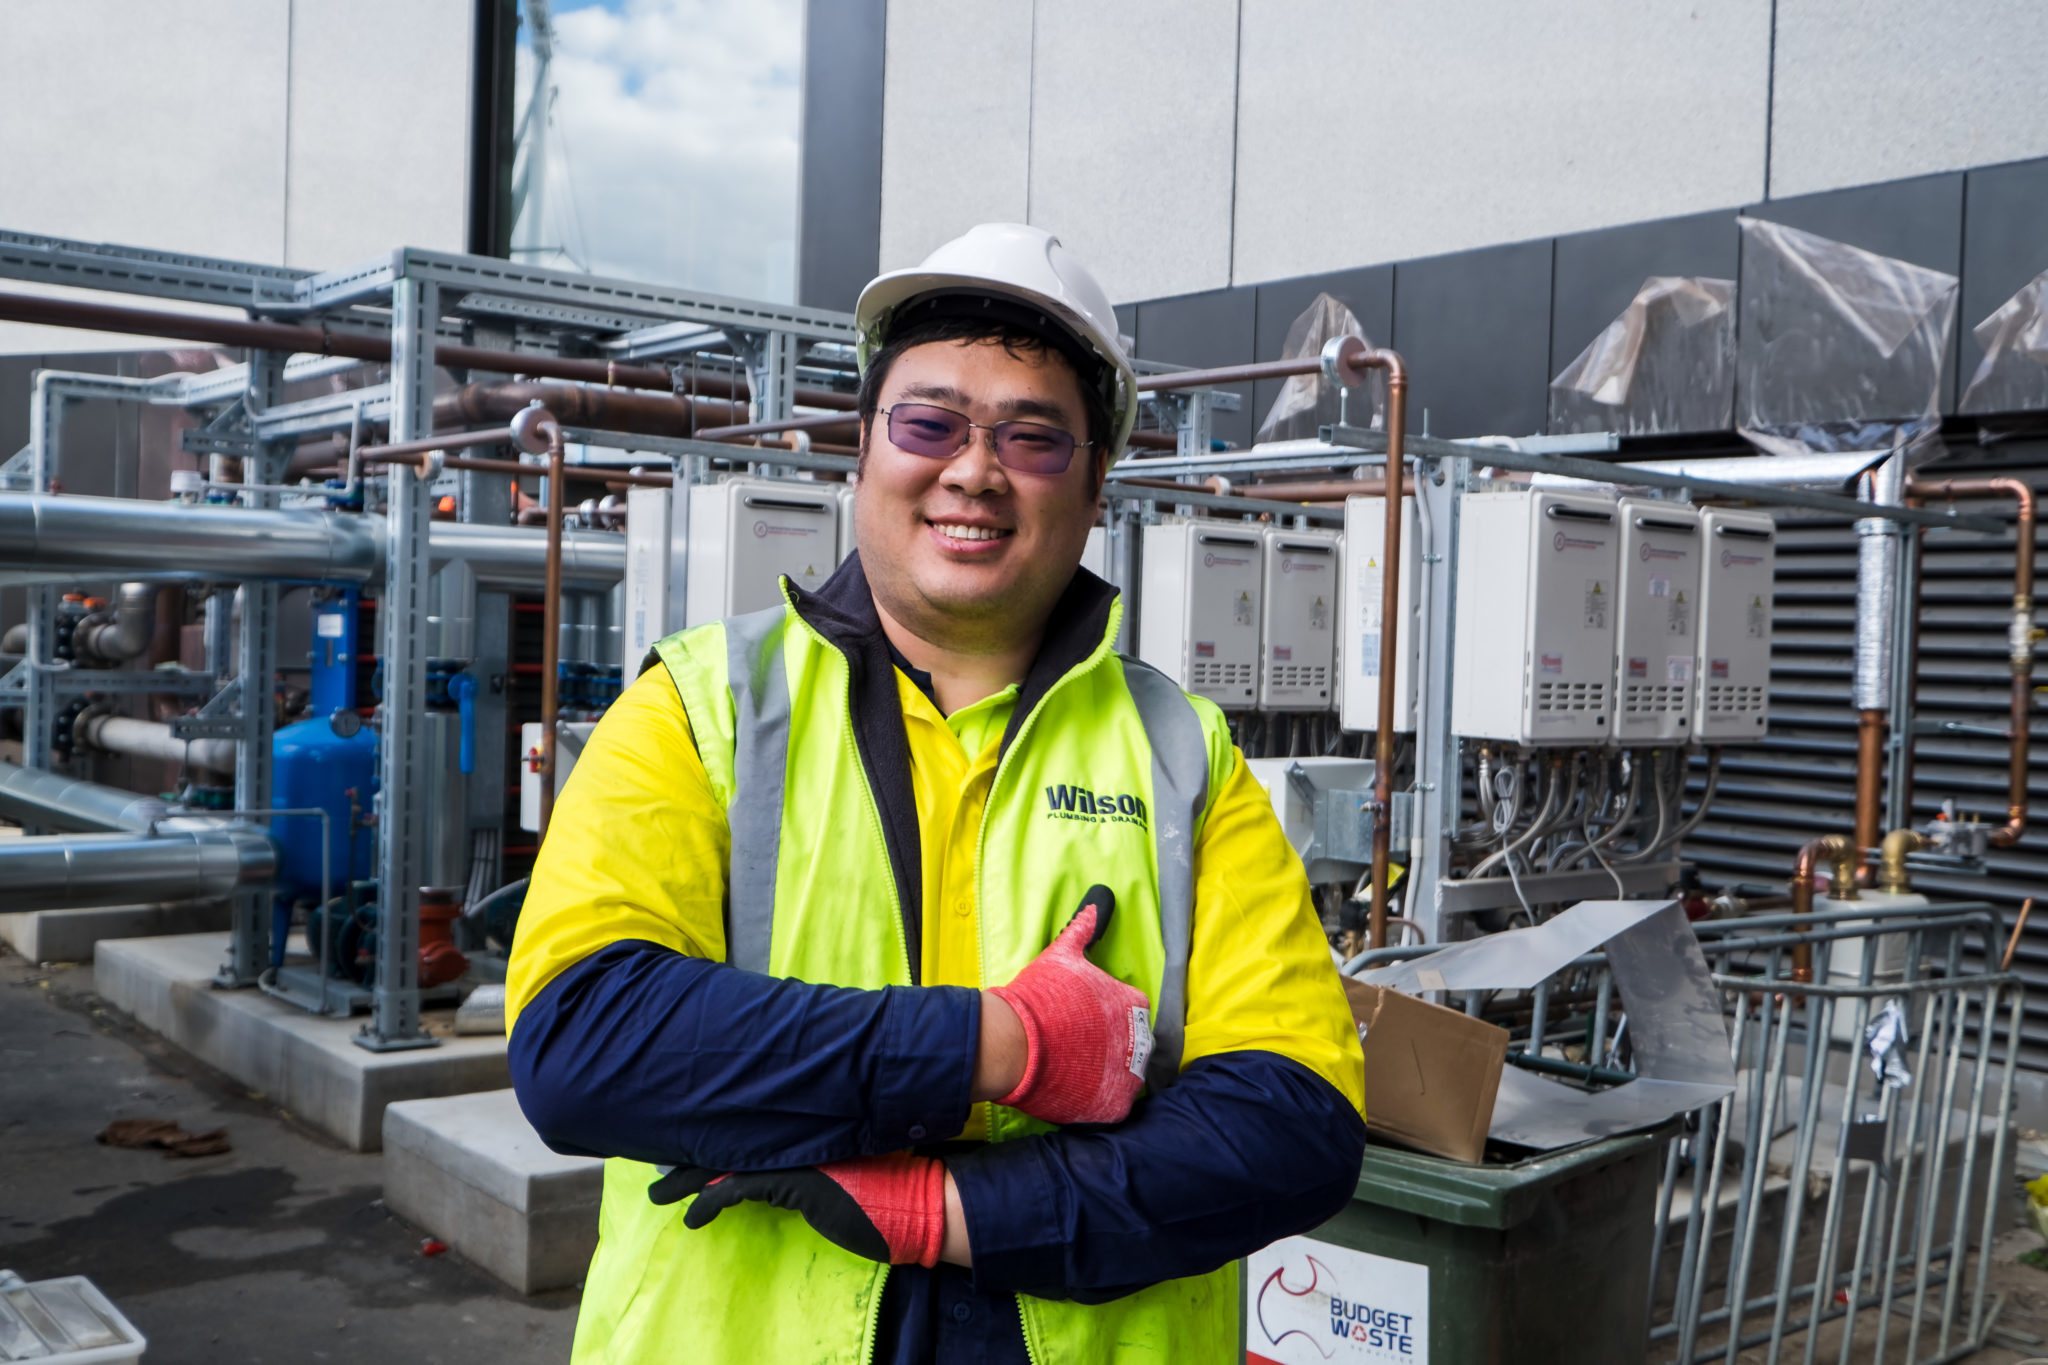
[512,0,801,302]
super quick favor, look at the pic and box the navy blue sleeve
[509,940,983,1170]
[949,1051,1365,1301]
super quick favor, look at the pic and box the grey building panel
[797,0,887,312]
[1133,287,1259,448]
[1549,210,1741,386]
[1960,156,2048,412]
[1249,265,1394,441]
[1742,172,1966,411]
[1390,239,1554,440]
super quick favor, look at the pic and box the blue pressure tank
[270,715,379,909]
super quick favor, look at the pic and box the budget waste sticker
[1246,1235,1428,1365]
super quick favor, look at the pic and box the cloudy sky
[512,0,802,301]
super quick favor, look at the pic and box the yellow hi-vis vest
[571,584,1242,1364]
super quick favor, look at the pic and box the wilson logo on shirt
[1044,784,1149,828]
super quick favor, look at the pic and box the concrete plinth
[95,932,509,1152]
[384,1089,603,1295]
[0,899,229,963]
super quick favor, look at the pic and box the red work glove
[988,884,1154,1125]
[649,1153,946,1267]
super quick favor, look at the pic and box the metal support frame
[218,352,288,987]
[359,275,440,1052]
[1408,457,1464,946]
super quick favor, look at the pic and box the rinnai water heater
[1259,527,1338,711]
[685,478,842,625]
[1612,499,1701,744]
[1138,521,1264,708]
[1451,487,1619,745]
[1694,507,1776,739]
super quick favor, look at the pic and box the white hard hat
[855,223,1138,460]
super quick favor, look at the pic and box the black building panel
[1742,173,1965,412]
[1550,210,1741,384]
[1960,156,2048,413]
[1133,286,1259,448]
[796,0,886,312]
[1390,239,1553,440]
[1249,265,1394,441]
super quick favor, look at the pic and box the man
[507,223,1366,1364]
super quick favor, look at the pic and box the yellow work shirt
[508,665,1364,1120]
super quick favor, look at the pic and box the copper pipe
[436,380,741,437]
[1856,708,1886,871]
[2003,897,2034,972]
[1790,833,1855,981]
[1365,351,1409,950]
[695,412,861,441]
[0,288,865,412]
[357,429,506,463]
[1906,476,2035,846]
[1133,356,1323,393]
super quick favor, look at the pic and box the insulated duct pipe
[0,492,623,590]
[74,712,235,775]
[0,759,166,832]
[1906,475,2036,847]
[1852,457,1905,861]
[0,824,276,910]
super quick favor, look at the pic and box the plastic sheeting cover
[1961,267,2048,414]
[1549,276,1735,436]
[1255,293,1384,443]
[1736,217,1957,432]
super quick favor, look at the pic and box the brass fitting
[1879,828,1926,894]
[1826,835,1861,902]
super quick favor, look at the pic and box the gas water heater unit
[1258,527,1338,711]
[685,478,842,625]
[1138,521,1264,708]
[1451,488,1619,745]
[1693,506,1776,740]
[1612,499,1701,744]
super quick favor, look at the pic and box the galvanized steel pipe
[0,759,166,832]
[0,823,276,910]
[0,492,622,590]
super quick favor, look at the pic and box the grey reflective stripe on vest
[724,605,790,974]
[1121,659,1209,1092]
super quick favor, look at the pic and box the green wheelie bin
[1245,1128,1670,1365]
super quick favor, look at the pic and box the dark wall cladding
[1680,455,2048,1063]
[1249,265,1394,441]
[1739,172,1967,415]
[1549,209,1742,395]
[1111,153,2048,444]
[1131,287,1259,448]
[1960,159,2048,412]
[1389,238,1553,440]
[795,0,886,312]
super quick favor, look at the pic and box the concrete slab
[0,899,229,964]
[95,932,509,1152]
[384,1089,602,1296]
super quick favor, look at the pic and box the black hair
[856,294,1115,474]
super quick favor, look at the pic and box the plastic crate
[0,1272,146,1363]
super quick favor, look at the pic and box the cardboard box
[1342,977,1508,1164]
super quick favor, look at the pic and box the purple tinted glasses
[880,403,1091,475]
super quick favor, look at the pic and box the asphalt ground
[0,944,578,1363]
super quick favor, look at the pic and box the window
[509,0,801,301]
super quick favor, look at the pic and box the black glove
[648,1154,946,1266]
